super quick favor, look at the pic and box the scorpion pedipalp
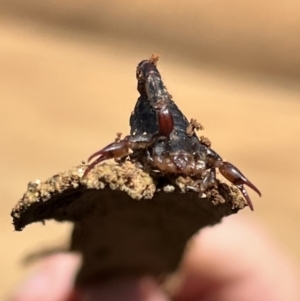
[83,139,130,177]
[218,161,261,211]
[83,132,158,178]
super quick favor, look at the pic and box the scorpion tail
[218,161,261,211]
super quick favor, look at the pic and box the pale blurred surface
[1,0,300,79]
[1,1,300,299]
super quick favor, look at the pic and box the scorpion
[83,54,261,210]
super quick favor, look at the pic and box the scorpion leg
[200,168,217,192]
[218,161,261,211]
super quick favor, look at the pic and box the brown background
[1,1,300,299]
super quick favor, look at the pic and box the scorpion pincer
[84,54,261,210]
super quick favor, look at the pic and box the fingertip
[11,253,81,301]
[173,216,300,301]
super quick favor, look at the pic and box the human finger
[11,253,169,301]
[173,215,300,301]
[12,253,81,301]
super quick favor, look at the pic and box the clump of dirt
[186,118,204,137]
[200,135,211,147]
[11,161,246,284]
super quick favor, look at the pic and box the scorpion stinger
[218,161,261,211]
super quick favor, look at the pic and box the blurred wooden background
[1,1,300,299]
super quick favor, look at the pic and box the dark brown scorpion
[84,55,261,210]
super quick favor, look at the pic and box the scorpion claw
[83,155,106,178]
[87,150,105,163]
[218,161,261,211]
[83,140,130,178]
[236,184,254,211]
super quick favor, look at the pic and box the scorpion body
[84,55,261,210]
[131,59,207,174]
